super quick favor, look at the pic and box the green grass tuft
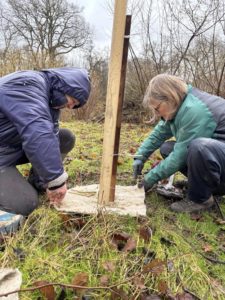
[1,121,225,299]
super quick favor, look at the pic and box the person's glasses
[151,102,163,113]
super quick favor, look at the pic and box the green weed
[1,120,225,299]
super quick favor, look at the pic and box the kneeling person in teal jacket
[133,74,225,213]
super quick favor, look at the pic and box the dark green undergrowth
[1,120,225,299]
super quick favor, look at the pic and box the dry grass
[1,121,225,299]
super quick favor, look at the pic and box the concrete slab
[54,184,146,217]
[0,268,22,300]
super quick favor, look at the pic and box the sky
[71,0,114,49]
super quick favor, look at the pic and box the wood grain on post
[98,0,129,204]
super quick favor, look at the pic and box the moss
[1,120,225,299]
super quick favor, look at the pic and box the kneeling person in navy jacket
[0,67,91,233]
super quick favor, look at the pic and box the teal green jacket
[135,85,225,186]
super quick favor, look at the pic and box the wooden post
[98,0,130,205]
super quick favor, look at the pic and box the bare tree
[0,0,91,68]
[164,0,225,74]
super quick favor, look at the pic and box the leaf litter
[0,121,225,299]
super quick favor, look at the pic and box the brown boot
[170,196,214,213]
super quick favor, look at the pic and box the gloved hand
[142,179,154,193]
[133,159,144,179]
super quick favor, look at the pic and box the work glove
[133,159,144,179]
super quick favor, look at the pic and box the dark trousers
[0,129,75,215]
[160,138,225,203]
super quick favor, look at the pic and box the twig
[0,252,211,298]
[214,197,225,220]
[0,271,143,298]
[171,221,225,265]
[183,287,202,300]
[0,283,107,297]
[199,252,225,265]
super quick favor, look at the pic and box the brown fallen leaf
[133,276,146,289]
[110,287,129,300]
[33,281,56,300]
[72,272,89,296]
[102,261,116,272]
[140,293,161,300]
[143,259,165,275]
[175,292,195,300]
[111,232,131,242]
[190,213,204,221]
[158,280,169,295]
[139,225,152,243]
[122,238,137,252]
[60,214,87,230]
[215,218,225,225]
[100,275,109,286]
[111,232,131,251]
[202,244,213,252]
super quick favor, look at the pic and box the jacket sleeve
[0,87,65,184]
[135,120,173,162]
[144,104,217,186]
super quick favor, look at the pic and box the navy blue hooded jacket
[0,67,91,185]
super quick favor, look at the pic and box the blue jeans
[0,129,75,215]
[160,138,225,203]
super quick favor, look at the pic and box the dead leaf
[137,216,149,224]
[100,275,109,286]
[102,261,116,272]
[133,276,146,289]
[73,217,87,229]
[33,281,56,300]
[140,294,161,300]
[175,292,195,300]
[143,259,165,275]
[122,238,137,252]
[72,272,89,286]
[111,232,131,251]
[60,214,87,230]
[129,147,136,154]
[110,287,129,300]
[112,232,131,242]
[190,213,203,221]
[72,272,89,296]
[139,226,152,243]
[202,244,213,252]
[158,280,169,295]
[215,218,225,225]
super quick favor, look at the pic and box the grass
[1,120,225,299]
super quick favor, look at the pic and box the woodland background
[1,1,225,299]
[0,0,225,123]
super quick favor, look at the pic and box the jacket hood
[42,67,91,109]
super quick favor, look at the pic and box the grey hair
[143,74,188,123]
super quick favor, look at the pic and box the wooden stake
[98,0,130,204]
